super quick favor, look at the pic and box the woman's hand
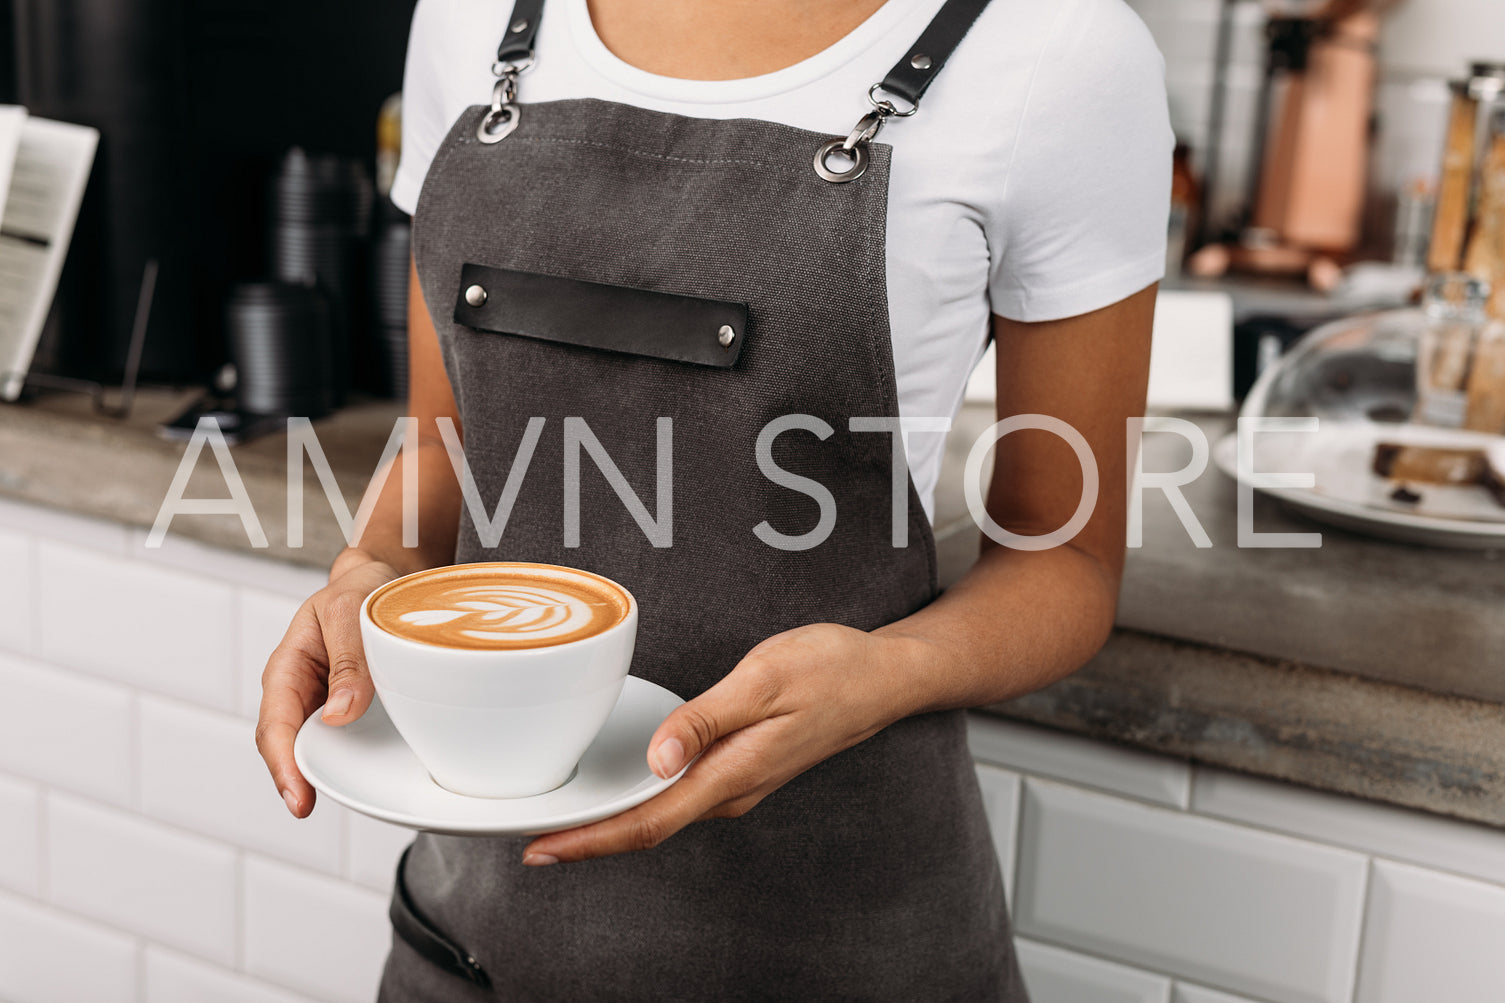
[254,556,403,818]
[519,623,926,865]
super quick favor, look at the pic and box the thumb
[647,662,777,779]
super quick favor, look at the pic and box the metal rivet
[465,284,488,307]
[910,53,932,70]
[717,325,736,347]
[510,18,529,33]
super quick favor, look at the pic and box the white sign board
[0,110,100,401]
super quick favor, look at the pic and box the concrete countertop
[3,388,1504,826]
[929,403,1505,827]
[0,389,394,569]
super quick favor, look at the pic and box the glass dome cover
[1230,296,1505,546]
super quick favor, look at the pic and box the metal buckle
[866,83,919,118]
[490,55,535,78]
[843,110,886,151]
[478,55,531,144]
[813,78,925,183]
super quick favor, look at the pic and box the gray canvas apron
[379,1,1025,998]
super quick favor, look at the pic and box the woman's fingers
[522,745,758,864]
[253,562,398,819]
[255,633,330,818]
[314,591,376,725]
[646,658,782,779]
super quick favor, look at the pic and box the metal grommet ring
[477,105,520,144]
[866,83,918,117]
[813,139,869,183]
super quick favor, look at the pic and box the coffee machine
[11,0,416,391]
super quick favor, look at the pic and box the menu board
[0,108,99,402]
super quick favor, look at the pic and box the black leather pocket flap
[452,264,748,368]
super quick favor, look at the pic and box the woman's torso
[394,0,1168,517]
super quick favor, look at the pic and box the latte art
[368,563,631,650]
[399,584,607,642]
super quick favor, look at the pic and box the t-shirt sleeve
[390,0,454,216]
[986,0,1173,323]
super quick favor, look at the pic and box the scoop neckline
[562,0,919,105]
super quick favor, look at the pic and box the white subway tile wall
[38,540,238,710]
[1356,861,1505,1003]
[0,890,138,1003]
[343,812,413,894]
[0,494,132,555]
[1172,984,1263,1003]
[0,527,34,653]
[1016,779,1367,1003]
[46,792,238,965]
[131,526,328,600]
[0,773,41,896]
[0,493,1504,1002]
[145,945,319,1003]
[1016,938,1171,1003]
[242,855,390,1003]
[1194,766,1505,888]
[138,694,344,874]
[0,651,134,805]
[975,763,1022,907]
[969,715,1190,808]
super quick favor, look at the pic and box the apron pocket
[389,845,491,990]
[452,263,748,368]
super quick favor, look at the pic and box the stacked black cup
[226,282,334,418]
[269,149,374,407]
[370,198,412,400]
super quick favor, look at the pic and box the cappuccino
[369,563,630,650]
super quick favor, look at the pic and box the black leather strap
[497,0,989,109]
[496,0,546,64]
[454,263,750,368]
[389,847,491,989]
[877,0,994,107]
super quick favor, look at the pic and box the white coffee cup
[359,562,638,798]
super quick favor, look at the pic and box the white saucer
[293,676,687,836]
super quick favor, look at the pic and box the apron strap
[496,0,992,102]
[876,0,995,111]
[496,0,545,66]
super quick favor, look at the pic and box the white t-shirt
[392,0,1173,520]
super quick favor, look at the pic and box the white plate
[293,675,687,836]
[1212,430,1505,549]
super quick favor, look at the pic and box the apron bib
[380,2,1024,998]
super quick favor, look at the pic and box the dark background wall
[0,0,15,104]
[12,0,417,386]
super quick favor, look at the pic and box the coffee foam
[368,563,630,650]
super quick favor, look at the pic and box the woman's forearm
[873,541,1119,721]
[329,437,463,581]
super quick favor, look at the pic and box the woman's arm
[257,259,464,817]
[874,284,1157,711]
[331,259,464,581]
[521,284,1156,864]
